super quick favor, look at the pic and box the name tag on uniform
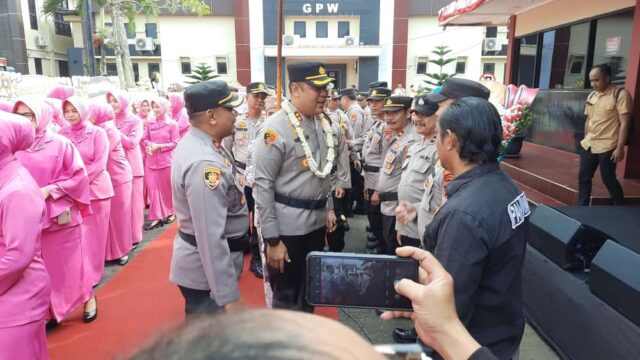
[383,152,396,174]
[507,192,530,229]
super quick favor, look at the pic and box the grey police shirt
[253,103,334,238]
[361,119,386,190]
[397,136,438,240]
[225,112,265,166]
[330,119,352,191]
[418,160,446,241]
[170,127,248,306]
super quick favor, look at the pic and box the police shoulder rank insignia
[264,130,278,146]
[203,167,221,190]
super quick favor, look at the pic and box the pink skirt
[41,225,92,322]
[105,181,133,261]
[82,198,111,286]
[0,320,49,360]
[131,176,144,244]
[145,167,173,221]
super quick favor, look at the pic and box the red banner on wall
[438,0,488,23]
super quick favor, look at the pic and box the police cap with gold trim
[339,87,358,99]
[382,96,413,112]
[288,62,334,87]
[246,82,270,95]
[367,87,392,100]
[184,80,244,113]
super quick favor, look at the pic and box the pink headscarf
[151,97,171,123]
[45,98,66,128]
[12,96,53,149]
[137,97,152,120]
[0,100,15,113]
[62,96,91,134]
[90,101,115,125]
[47,85,74,101]
[0,112,35,168]
[107,91,131,122]
[167,93,185,119]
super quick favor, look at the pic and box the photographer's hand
[380,247,482,360]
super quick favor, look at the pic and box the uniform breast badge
[203,167,221,190]
[264,130,278,146]
[223,157,230,167]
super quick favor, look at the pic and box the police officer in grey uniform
[170,80,246,317]
[396,95,439,248]
[375,96,420,255]
[225,81,270,279]
[253,62,337,311]
[361,86,391,252]
[358,91,373,133]
[340,87,366,215]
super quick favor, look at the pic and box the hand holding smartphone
[306,252,419,311]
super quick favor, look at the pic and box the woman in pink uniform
[13,97,94,326]
[167,92,189,138]
[90,101,134,262]
[137,96,153,208]
[107,92,144,246]
[142,97,178,230]
[0,112,51,360]
[58,97,114,289]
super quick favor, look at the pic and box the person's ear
[207,109,217,125]
[445,130,457,151]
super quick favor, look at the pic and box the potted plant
[501,101,533,158]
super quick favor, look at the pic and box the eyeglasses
[16,112,35,120]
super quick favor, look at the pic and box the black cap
[369,81,388,89]
[382,96,413,112]
[184,80,244,113]
[368,87,392,100]
[288,62,334,87]
[339,88,357,99]
[357,92,368,100]
[412,95,439,116]
[426,78,490,103]
[246,82,270,95]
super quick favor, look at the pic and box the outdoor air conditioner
[344,36,356,46]
[135,37,155,51]
[483,38,500,52]
[283,35,295,46]
[35,35,48,48]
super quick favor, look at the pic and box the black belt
[274,192,327,210]
[179,230,249,252]
[235,161,246,170]
[378,192,398,202]
[363,164,380,173]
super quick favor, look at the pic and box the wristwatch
[266,237,281,247]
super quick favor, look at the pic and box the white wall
[406,16,484,90]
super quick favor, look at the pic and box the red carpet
[46,224,337,360]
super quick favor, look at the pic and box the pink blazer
[142,119,179,169]
[99,123,133,186]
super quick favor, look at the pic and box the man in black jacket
[423,97,530,360]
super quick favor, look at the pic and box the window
[28,0,38,30]
[54,13,72,36]
[569,55,585,74]
[106,63,117,76]
[132,63,140,83]
[294,21,306,38]
[514,34,538,87]
[486,26,498,38]
[316,21,328,38]
[57,60,69,77]
[455,58,467,74]
[181,58,191,75]
[145,23,158,39]
[148,63,160,79]
[34,58,43,75]
[591,10,633,85]
[338,21,350,38]
[216,57,227,75]
[416,57,428,74]
[483,62,496,74]
[538,21,590,89]
[124,23,135,39]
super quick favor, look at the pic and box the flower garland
[283,102,335,178]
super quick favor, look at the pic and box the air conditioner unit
[35,35,48,48]
[283,35,295,46]
[344,36,356,46]
[483,38,500,52]
[135,37,155,51]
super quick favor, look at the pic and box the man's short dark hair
[438,97,502,164]
[592,63,612,77]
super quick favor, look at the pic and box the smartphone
[306,252,419,311]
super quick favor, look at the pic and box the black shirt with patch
[424,163,529,360]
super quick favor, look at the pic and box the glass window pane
[483,62,496,74]
[294,21,306,38]
[58,60,69,77]
[34,58,42,75]
[456,60,466,74]
[216,57,227,75]
[515,35,538,87]
[338,21,350,38]
[592,10,633,86]
[316,21,328,38]
[538,22,590,89]
[145,23,158,39]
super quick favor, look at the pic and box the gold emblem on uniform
[258,83,265,89]
[203,167,221,190]
[301,158,309,169]
[264,130,278,146]
[371,89,377,96]
[392,142,400,150]
[238,174,245,187]
[318,66,326,75]
[223,157,230,167]
[238,121,247,127]
[386,99,392,105]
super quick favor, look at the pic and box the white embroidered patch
[507,192,530,229]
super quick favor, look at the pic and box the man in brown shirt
[579,64,633,206]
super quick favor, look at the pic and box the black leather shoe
[250,260,264,278]
[164,215,176,224]
[341,221,350,231]
[83,297,98,323]
[393,327,418,343]
[144,221,163,231]
[366,240,378,250]
[118,255,129,266]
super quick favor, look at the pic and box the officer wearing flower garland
[253,62,338,311]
